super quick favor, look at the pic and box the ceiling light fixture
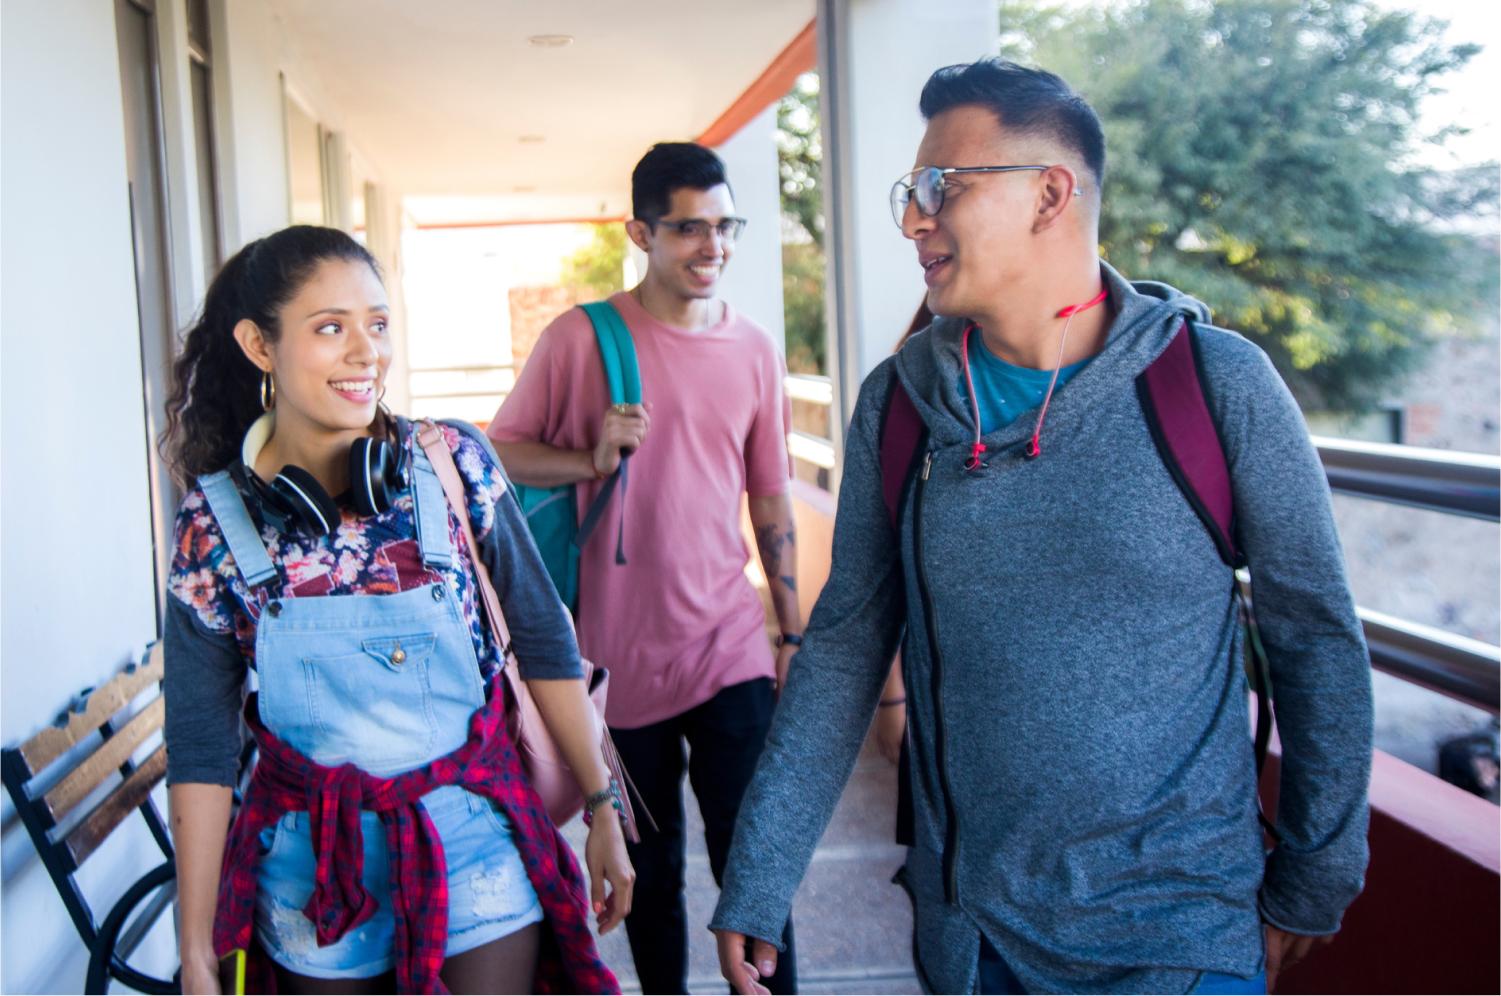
[528,34,573,48]
[518,135,545,144]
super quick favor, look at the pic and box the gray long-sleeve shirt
[711,264,1372,993]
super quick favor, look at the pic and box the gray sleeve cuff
[1256,832,1367,935]
[707,910,791,953]
[1254,834,1374,936]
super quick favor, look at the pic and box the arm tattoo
[755,523,798,593]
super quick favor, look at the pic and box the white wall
[2,3,413,989]
[713,103,789,349]
[214,0,413,407]
[216,0,292,242]
[1,1,167,990]
[819,0,997,477]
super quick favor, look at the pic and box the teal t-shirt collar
[960,331,1092,436]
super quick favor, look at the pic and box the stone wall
[1333,320,1500,775]
[1395,326,1501,453]
[1335,321,1500,646]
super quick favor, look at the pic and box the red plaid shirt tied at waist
[213,673,619,994]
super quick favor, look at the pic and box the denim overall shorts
[199,440,543,979]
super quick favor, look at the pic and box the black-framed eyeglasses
[890,165,1079,227]
[650,216,748,244]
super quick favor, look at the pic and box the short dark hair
[631,142,733,222]
[919,59,1105,187]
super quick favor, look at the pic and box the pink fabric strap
[415,421,515,655]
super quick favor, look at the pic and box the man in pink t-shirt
[489,143,801,993]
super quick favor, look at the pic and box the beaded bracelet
[582,778,624,827]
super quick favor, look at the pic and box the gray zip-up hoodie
[711,263,1372,994]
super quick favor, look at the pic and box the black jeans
[610,677,798,995]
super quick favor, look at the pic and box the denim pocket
[475,795,517,841]
[301,632,440,772]
[256,811,300,861]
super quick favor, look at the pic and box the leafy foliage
[997,0,1498,410]
[561,223,627,300]
[777,73,829,374]
[782,240,828,372]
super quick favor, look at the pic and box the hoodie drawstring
[960,287,1109,470]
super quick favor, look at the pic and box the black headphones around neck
[240,414,410,537]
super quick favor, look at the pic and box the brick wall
[508,285,578,366]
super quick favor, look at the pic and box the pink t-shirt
[488,291,792,729]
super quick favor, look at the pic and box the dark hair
[898,299,935,350]
[919,58,1105,187]
[631,142,733,222]
[160,225,381,486]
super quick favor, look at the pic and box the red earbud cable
[959,287,1108,469]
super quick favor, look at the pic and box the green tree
[778,73,825,250]
[997,0,1498,411]
[777,72,828,374]
[782,240,827,372]
[561,223,627,300]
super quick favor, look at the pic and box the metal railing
[1314,436,1500,521]
[1311,438,1499,710]
[1361,608,1500,713]
[782,382,1500,714]
[408,362,517,404]
[787,375,838,470]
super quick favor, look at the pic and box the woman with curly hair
[162,225,632,994]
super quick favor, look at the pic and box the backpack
[512,301,641,612]
[881,320,1277,843]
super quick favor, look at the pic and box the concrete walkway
[562,733,920,994]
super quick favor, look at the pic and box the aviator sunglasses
[889,164,1080,227]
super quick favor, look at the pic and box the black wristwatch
[775,633,803,648]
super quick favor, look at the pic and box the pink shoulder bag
[417,421,642,842]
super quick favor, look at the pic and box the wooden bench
[2,643,177,994]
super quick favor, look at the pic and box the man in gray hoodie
[709,59,1372,994]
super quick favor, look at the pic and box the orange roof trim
[695,19,816,148]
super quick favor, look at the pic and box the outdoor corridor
[562,733,919,994]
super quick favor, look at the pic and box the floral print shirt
[163,421,581,787]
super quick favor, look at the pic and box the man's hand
[715,928,779,995]
[593,403,650,477]
[773,640,797,695]
[1265,925,1332,990]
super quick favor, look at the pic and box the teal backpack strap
[580,301,641,404]
[577,302,639,566]
[511,302,641,611]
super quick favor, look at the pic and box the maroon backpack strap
[1139,322,1278,823]
[880,377,927,530]
[1137,321,1241,568]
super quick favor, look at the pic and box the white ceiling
[268,0,814,223]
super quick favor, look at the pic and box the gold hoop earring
[260,372,276,412]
